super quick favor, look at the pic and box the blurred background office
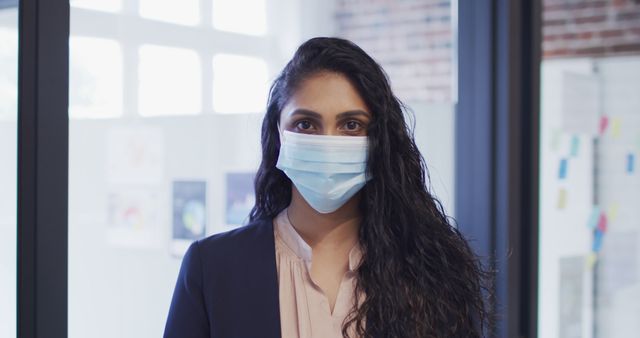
[0,0,639,337]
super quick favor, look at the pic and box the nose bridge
[325,115,342,136]
[314,116,340,136]
[325,127,341,136]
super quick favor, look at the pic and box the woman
[164,37,490,338]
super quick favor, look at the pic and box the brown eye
[345,120,361,131]
[296,120,312,130]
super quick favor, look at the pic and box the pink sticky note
[597,212,608,233]
[599,116,609,135]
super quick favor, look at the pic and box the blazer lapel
[239,219,281,338]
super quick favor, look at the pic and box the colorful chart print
[172,180,207,240]
[107,188,162,249]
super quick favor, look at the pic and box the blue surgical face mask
[276,130,370,214]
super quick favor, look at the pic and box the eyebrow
[336,110,371,120]
[288,108,371,120]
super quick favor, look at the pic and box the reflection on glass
[69,37,123,119]
[138,45,202,116]
[71,0,122,13]
[0,6,17,338]
[139,0,199,26]
[538,2,640,337]
[213,54,268,114]
[212,0,267,36]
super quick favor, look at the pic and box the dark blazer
[163,219,282,338]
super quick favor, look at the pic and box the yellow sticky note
[608,203,619,222]
[557,189,567,209]
[611,117,621,138]
[586,252,598,269]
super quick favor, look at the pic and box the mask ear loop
[277,123,290,146]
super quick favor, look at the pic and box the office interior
[1,0,639,337]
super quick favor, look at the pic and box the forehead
[281,71,370,118]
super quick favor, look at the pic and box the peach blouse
[273,209,364,338]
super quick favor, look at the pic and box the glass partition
[538,1,640,337]
[68,1,458,337]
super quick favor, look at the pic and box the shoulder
[184,218,278,294]
[167,218,280,337]
[192,218,275,266]
[197,218,274,250]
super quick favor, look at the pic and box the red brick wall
[334,0,640,103]
[335,0,453,103]
[543,0,640,58]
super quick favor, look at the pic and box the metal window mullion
[17,1,69,338]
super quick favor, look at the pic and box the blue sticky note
[592,228,604,253]
[570,135,579,157]
[559,158,568,179]
[628,153,635,174]
[587,206,600,229]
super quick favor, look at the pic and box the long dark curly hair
[250,37,492,338]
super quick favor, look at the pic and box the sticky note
[559,158,568,179]
[570,135,579,157]
[586,252,598,269]
[557,188,567,209]
[599,116,609,135]
[628,153,635,174]
[611,117,621,138]
[608,203,619,222]
[587,206,600,229]
[592,228,604,252]
[597,212,608,233]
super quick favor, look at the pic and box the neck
[286,186,361,250]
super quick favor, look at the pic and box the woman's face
[279,71,371,136]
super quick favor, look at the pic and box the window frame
[18,0,70,337]
[456,0,541,337]
[69,1,282,118]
